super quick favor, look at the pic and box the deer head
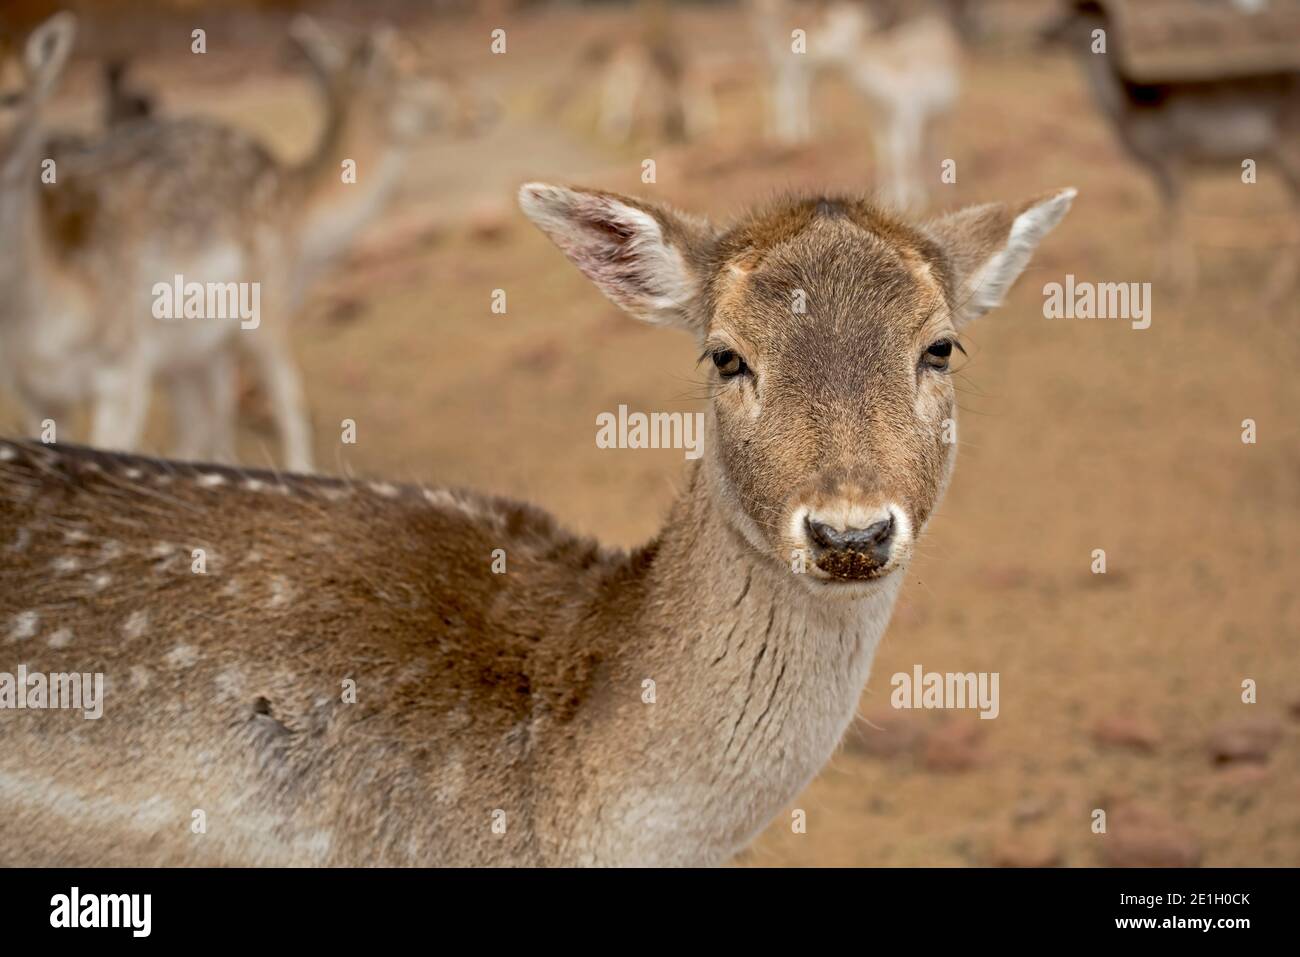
[520,183,1074,597]
[288,16,478,143]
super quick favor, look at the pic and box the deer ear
[927,188,1076,326]
[24,12,77,100]
[518,183,713,332]
[288,15,348,75]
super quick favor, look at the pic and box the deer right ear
[518,183,713,332]
[288,15,348,76]
[23,12,77,100]
[927,188,1076,326]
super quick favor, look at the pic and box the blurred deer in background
[1044,0,1300,293]
[0,14,452,471]
[750,0,962,211]
[103,57,155,128]
[0,177,1073,865]
[551,0,722,143]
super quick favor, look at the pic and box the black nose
[805,514,895,565]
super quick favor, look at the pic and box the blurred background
[1,0,1297,866]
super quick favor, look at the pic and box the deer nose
[805,513,895,565]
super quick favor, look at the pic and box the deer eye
[711,349,748,379]
[921,339,956,372]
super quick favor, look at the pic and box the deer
[550,0,721,144]
[1043,0,1300,293]
[0,174,1074,865]
[0,13,450,472]
[750,0,962,212]
[103,57,155,128]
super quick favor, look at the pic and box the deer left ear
[518,183,714,333]
[23,12,77,100]
[926,188,1076,326]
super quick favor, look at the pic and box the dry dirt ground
[12,2,1298,866]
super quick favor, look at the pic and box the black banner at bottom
[0,866,1282,943]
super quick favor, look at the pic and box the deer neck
[555,455,902,865]
[1073,34,1130,120]
[291,99,407,271]
[0,133,58,312]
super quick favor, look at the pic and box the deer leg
[925,107,956,206]
[682,68,716,141]
[598,57,641,143]
[1151,161,1196,293]
[890,108,927,213]
[771,60,811,144]
[15,390,71,444]
[90,362,150,453]
[168,371,211,462]
[247,335,313,473]
[166,351,236,463]
[1263,149,1300,303]
[659,67,689,143]
[204,349,238,464]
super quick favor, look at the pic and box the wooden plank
[1101,0,1300,81]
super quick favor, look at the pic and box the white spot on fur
[9,528,31,552]
[268,575,294,608]
[8,611,39,642]
[165,644,200,668]
[370,481,399,498]
[99,540,123,561]
[51,556,80,574]
[295,829,334,858]
[123,467,143,480]
[63,529,89,544]
[423,488,454,508]
[88,572,112,592]
[433,750,466,804]
[214,665,246,702]
[421,487,497,526]
[151,542,174,558]
[243,478,265,492]
[47,628,72,649]
[197,472,226,488]
[122,610,148,641]
[0,444,14,460]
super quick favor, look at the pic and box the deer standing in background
[751,0,961,211]
[103,58,155,128]
[551,0,721,143]
[1044,0,1300,293]
[0,14,448,470]
[0,175,1073,865]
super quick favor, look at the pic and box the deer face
[520,184,1074,595]
[0,13,75,181]
[704,202,961,589]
